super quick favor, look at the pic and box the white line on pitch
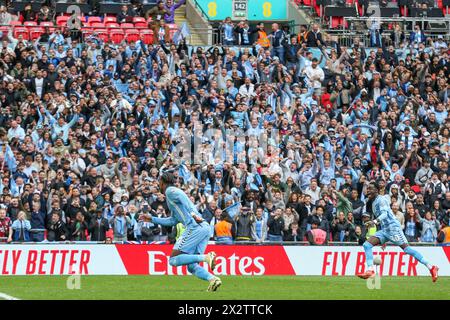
[0,292,20,300]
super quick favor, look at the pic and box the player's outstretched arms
[150,215,178,227]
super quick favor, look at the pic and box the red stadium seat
[24,21,37,27]
[134,22,147,28]
[133,17,146,24]
[110,29,125,44]
[106,22,120,29]
[87,16,102,25]
[29,27,44,40]
[10,21,22,27]
[95,28,109,42]
[82,27,93,38]
[121,23,134,29]
[13,27,29,40]
[140,29,154,44]
[343,18,348,29]
[330,17,341,29]
[56,16,69,26]
[40,21,54,27]
[400,6,408,16]
[314,4,321,16]
[104,16,117,25]
[125,29,140,42]
[90,22,105,28]
[357,4,364,16]
[0,26,10,36]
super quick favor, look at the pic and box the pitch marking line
[0,292,20,300]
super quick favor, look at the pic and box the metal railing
[186,26,219,45]
[1,239,448,246]
[342,16,450,33]
[191,0,210,21]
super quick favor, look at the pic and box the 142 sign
[233,0,247,19]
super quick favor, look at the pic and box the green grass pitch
[0,276,448,300]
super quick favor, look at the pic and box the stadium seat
[121,23,134,29]
[110,29,125,44]
[133,17,146,24]
[106,22,120,29]
[134,22,147,28]
[29,27,45,40]
[95,29,109,42]
[314,4,321,16]
[82,27,93,38]
[40,21,54,27]
[87,16,102,25]
[140,29,154,44]
[125,29,140,42]
[56,16,69,26]
[400,6,408,16]
[39,22,56,34]
[13,27,29,40]
[357,4,364,16]
[90,22,105,28]
[10,21,22,27]
[24,21,38,27]
[0,26,10,36]
[331,17,341,29]
[104,16,117,25]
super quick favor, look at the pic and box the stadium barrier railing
[2,239,449,246]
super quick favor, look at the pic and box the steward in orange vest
[253,22,270,49]
[437,218,450,244]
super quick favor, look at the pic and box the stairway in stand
[174,5,205,45]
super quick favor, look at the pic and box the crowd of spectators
[0,1,448,245]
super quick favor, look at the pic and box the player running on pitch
[148,172,222,291]
[357,181,439,282]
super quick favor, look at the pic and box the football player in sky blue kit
[357,181,439,282]
[148,172,222,291]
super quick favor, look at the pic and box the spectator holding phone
[109,205,132,242]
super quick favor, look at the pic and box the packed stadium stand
[0,0,448,247]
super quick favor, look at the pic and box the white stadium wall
[0,244,448,276]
